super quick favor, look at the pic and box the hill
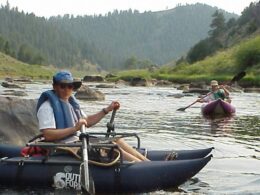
[112,34,260,87]
[0,52,54,79]
[0,51,104,79]
[183,1,260,64]
[0,2,237,70]
[161,35,260,86]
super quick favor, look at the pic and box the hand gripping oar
[106,102,120,137]
[80,124,95,195]
[177,71,246,111]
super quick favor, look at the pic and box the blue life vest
[36,90,82,129]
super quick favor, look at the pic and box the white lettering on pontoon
[53,172,81,190]
[65,172,81,190]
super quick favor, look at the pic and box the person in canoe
[36,70,149,162]
[197,80,231,103]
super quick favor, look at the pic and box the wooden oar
[177,71,246,111]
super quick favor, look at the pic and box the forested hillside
[113,1,260,86]
[0,3,100,68]
[184,1,260,64]
[0,2,237,70]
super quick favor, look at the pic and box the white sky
[0,0,257,18]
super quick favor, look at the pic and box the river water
[1,82,260,194]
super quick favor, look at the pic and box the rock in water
[75,85,105,101]
[0,97,38,145]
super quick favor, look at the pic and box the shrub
[235,36,260,70]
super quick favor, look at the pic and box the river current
[0,82,259,194]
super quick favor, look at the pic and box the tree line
[0,2,237,70]
[184,1,260,65]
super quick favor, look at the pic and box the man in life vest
[197,80,231,103]
[37,70,149,162]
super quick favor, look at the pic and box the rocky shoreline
[2,75,260,96]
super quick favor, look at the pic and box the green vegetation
[185,1,260,65]
[0,52,54,79]
[0,2,236,69]
[235,36,260,70]
[186,10,225,63]
[112,35,260,86]
[112,1,260,86]
[0,52,103,80]
[0,1,259,85]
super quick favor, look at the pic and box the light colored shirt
[37,100,56,130]
[37,100,86,143]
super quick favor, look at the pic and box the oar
[177,71,246,111]
[177,92,213,111]
[106,102,120,137]
[80,124,95,195]
[229,71,246,85]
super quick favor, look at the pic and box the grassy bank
[1,35,259,86]
[0,52,55,79]
[112,35,260,86]
[0,52,97,80]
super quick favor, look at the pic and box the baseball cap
[53,70,82,90]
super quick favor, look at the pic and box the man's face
[54,83,73,100]
[211,85,218,91]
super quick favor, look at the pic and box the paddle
[80,124,95,195]
[106,102,120,137]
[177,71,246,111]
[229,71,246,85]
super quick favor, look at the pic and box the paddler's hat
[53,70,82,90]
[210,80,218,86]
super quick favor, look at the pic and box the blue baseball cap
[53,70,82,90]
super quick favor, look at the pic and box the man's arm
[85,101,119,127]
[220,85,230,97]
[42,119,87,141]
[85,109,108,127]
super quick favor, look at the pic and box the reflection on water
[0,83,260,194]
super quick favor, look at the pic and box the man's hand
[219,85,227,89]
[75,118,88,131]
[106,101,120,112]
[196,98,203,103]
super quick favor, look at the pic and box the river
[0,82,260,194]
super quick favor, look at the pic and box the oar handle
[107,102,120,136]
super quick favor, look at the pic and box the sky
[0,0,257,18]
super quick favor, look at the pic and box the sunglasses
[59,83,74,89]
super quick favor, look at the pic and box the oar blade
[177,107,187,111]
[230,71,246,84]
[80,163,95,195]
